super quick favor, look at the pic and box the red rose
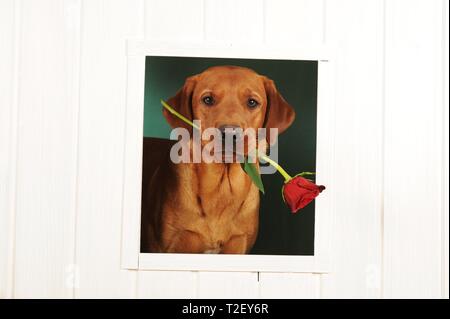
[282,175,325,213]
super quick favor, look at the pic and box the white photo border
[121,40,335,273]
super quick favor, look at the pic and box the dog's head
[164,65,295,152]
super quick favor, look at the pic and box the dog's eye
[202,96,215,106]
[247,98,259,108]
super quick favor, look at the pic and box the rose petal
[282,175,325,213]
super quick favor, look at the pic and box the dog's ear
[262,76,296,144]
[163,75,198,130]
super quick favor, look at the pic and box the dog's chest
[172,163,259,250]
[193,189,249,245]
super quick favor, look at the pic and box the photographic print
[140,56,323,255]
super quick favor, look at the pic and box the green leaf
[240,158,265,194]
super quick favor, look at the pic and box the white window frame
[121,40,335,273]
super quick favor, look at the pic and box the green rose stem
[161,99,200,130]
[257,152,316,182]
[257,153,291,182]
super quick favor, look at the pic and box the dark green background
[144,56,317,255]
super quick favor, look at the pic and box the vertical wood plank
[0,0,18,299]
[137,271,197,298]
[196,272,259,298]
[383,0,444,298]
[74,0,144,298]
[258,273,320,298]
[265,0,324,45]
[443,0,449,300]
[13,0,81,298]
[145,0,204,42]
[321,0,384,298]
[204,0,264,44]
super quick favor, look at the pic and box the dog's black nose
[218,125,242,141]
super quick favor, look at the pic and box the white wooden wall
[0,0,448,299]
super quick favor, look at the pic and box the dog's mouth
[198,128,261,162]
[221,144,243,160]
[220,140,259,163]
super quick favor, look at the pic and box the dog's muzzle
[218,125,243,142]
